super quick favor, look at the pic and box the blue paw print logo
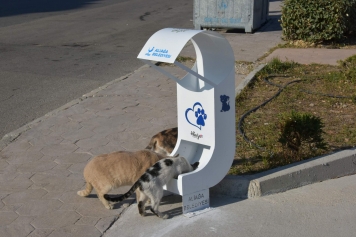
[185,102,207,130]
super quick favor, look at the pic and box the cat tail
[77,182,93,197]
[103,181,141,203]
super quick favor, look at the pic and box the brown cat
[145,127,178,156]
[77,150,166,209]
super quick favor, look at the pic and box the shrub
[281,0,356,43]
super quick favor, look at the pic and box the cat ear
[191,162,199,170]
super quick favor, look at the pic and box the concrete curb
[211,64,356,199]
[235,64,266,96]
[211,148,356,198]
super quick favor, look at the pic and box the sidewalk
[1,1,356,236]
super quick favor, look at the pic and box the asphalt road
[0,0,193,139]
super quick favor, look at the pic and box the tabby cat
[77,150,167,209]
[145,127,178,156]
[104,156,199,219]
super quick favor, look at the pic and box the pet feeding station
[137,28,235,216]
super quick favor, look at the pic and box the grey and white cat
[104,156,199,219]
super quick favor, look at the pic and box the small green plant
[259,58,296,76]
[339,55,356,83]
[281,0,356,43]
[278,111,327,159]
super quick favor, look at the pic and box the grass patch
[231,57,356,175]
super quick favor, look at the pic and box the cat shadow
[87,193,135,208]
[85,194,99,199]
[159,195,184,218]
[109,194,136,209]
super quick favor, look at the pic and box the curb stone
[235,64,266,96]
[211,148,356,198]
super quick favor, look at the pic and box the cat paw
[105,204,114,210]
[122,203,130,208]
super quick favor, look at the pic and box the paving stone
[60,127,95,143]
[68,163,86,174]
[0,140,32,156]
[31,173,65,186]
[40,191,64,200]
[1,203,23,212]
[39,117,71,128]
[25,143,48,152]
[81,97,114,112]
[106,131,142,144]
[0,170,18,182]
[59,191,88,205]
[0,216,35,237]
[1,174,34,191]
[22,126,52,139]
[73,147,93,154]
[75,216,101,226]
[16,161,57,173]
[42,178,84,192]
[95,125,122,138]
[68,111,97,123]
[3,150,44,165]
[89,143,126,156]
[91,124,125,137]
[27,229,54,237]
[128,120,168,137]
[16,199,63,216]
[76,201,125,218]
[75,137,110,149]
[95,108,127,118]
[48,224,101,237]
[28,135,64,147]
[149,116,177,127]
[107,113,140,126]
[40,143,78,156]
[31,210,81,229]
[53,153,91,165]
[0,160,9,172]
[0,211,18,227]
[30,168,72,183]
[49,121,82,136]
[123,104,153,115]
[95,215,118,234]
[2,189,47,205]
[57,104,87,117]
[59,202,79,211]
[121,139,148,151]
[68,170,85,178]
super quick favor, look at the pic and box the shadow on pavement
[0,0,101,17]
